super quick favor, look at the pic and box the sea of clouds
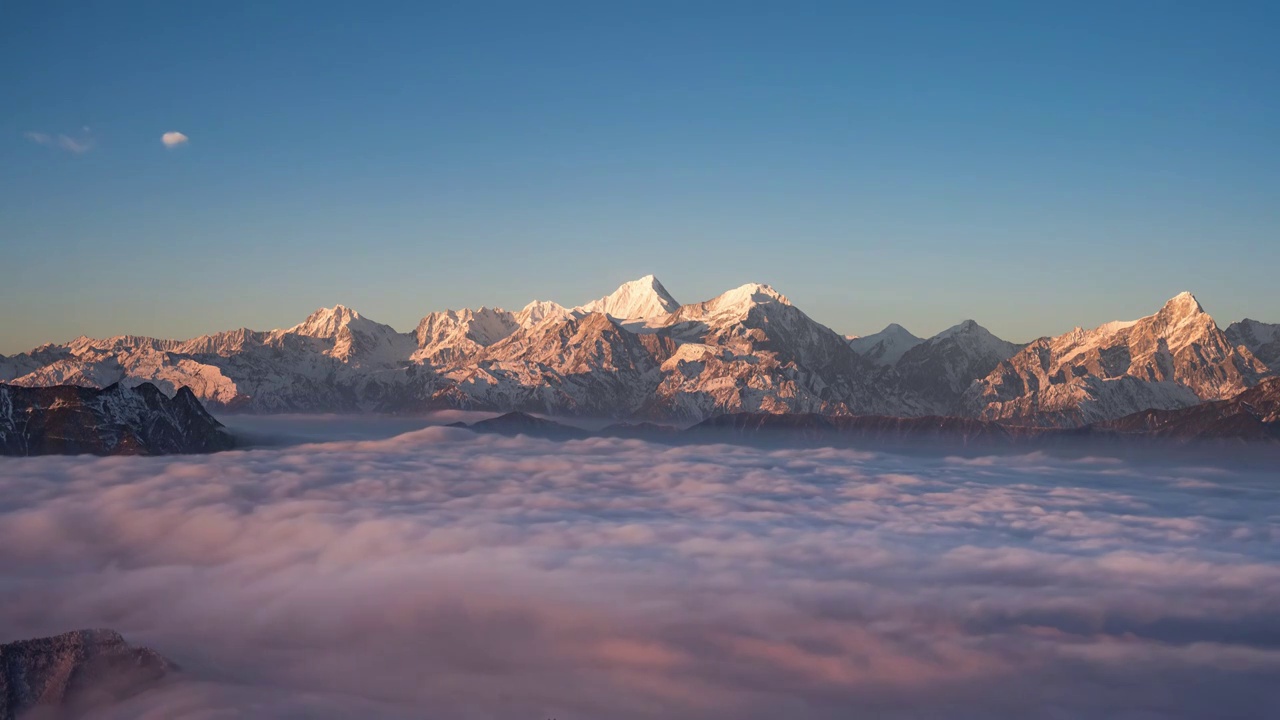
[1,419,1278,719]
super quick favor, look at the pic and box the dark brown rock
[0,382,234,456]
[0,629,175,720]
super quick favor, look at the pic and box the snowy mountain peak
[718,283,791,308]
[965,290,1268,427]
[412,306,521,365]
[915,320,1017,357]
[520,299,559,313]
[895,320,1024,413]
[936,319,987,339]
[415,307,517,346]
[515,299,570,328]
[666,282,793,328]
[578,275,680,320]
[287,305,368,338]
[1160,291,1205,318]
[848,323,923,366]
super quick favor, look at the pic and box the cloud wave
[0,422,1277,718]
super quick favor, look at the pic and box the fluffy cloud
[0,424,1278,718]
[24,129,93,154]
[161,131,189,148]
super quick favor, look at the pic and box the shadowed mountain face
[1227,318,1280,368]
[0,382,234,456]
[847,323,923,366]
[1097,376,1280,441]
[0,629,174,720]
[892,319,1024,415]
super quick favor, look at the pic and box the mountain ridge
[455,378,1280,449]
[2,278,1275,426]
[966,291,1270,427]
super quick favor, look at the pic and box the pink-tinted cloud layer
[1,422,1277,718]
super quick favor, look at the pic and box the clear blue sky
[3,1,1277,353]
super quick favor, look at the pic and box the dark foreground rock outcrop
[0,382,234,456]
[0,629,175,719]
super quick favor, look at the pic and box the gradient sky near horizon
[2,1,1278,354]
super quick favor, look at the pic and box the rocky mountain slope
[1097,376,1280,441]
[1226,318,1280,368]
[0,629,174,719]
[0,279,1274,426]
[413,307,519,365]
[894,320,1024,415]
[965,292,1271,427]
[433,311,675,417]
[0,382,234,456]
[647,283,907,420]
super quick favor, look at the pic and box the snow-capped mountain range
[1,276,1276,426]
[966,292,1274,427]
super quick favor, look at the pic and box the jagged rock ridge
[966,292,1271,427]
[0,382,234,456]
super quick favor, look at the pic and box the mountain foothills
[1,276,1276,427]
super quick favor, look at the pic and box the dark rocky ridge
[1096,376,1280,442]
[0,382,234,456]
[0,629,175,719]
[456,411,590,439]
[456,379,1280,450]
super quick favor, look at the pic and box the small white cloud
[162,131,189,148]
[24,130,93,154]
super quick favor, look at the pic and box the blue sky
[2,1,1277,353]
